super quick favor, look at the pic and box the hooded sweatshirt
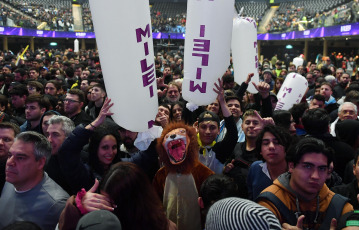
[257,172,353,229]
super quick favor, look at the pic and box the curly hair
[88,124,121,176]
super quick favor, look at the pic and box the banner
[89,0,158,132]
[232,16,259,93]
[275,73,308,111]
[182,0,234,106]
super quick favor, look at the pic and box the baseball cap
[198,111,220,126]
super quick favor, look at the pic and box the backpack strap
[256,191,297,225]
[319,194,349,230]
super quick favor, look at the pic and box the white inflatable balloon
[275,73,308,111]
[232,16,259,93]
[182,0,234,106]
[74,39,79,53]
[293,57,304,68]
[89,0,157,132]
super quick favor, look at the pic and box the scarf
[197,133,216,156]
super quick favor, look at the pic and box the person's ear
[37,157,46,170]
[288,162,295,173]
[354,162,358,176]
[198,197,204,209]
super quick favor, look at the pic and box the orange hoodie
[257,172,353,229]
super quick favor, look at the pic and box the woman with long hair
[271,77,284,95]
[272,110,296,135]
[205,98,223,120]
[170,101,185,122]
[59,162,176,230]
[242,91,256,111]
[169,101,198,125]
[100,162,172,230]
[57,98,119,193]
[57,98,159,194]
[279,69,287,78]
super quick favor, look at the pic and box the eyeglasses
[64,98,81,103]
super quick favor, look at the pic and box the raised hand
[223,159,235,173]
[156,110,169,128]
[213,78,231,118]
[157,76,168,89]
[88,98,114,129]
[213,78,225,102]
[252,81,270,98]
[252,110,275,131]
[81,179,115,212]
[245,73,254,84]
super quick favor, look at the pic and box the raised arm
[85,98,114,130]
[213,78,231,117]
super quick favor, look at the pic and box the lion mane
[157,122,199,174]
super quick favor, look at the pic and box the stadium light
[50,42,57,46]
[286,44,293,49]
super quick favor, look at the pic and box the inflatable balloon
[275,73,308,111]
[232,16,259,93]
[74,39,79,53]
[89,0,157,132]
[293,57,304,68]
[182,0,234,106]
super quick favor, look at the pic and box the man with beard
[20,95,50,133]
[13,68,27,83]
[64,89,92,126]
[118,128,139,158]
[162,81,182,103]
[305,72,316,98]
[320,82,338,114]
[333,72,350,99]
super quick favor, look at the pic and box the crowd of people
[0,0,94,31]
[0,2,37,28]
[267,0,353,33]
[0,45,358,229]
[151,10,186,34]
[0,0,356,34]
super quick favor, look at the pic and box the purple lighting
[0,23,358,40]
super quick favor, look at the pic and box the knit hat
[76,210,122,230]
[263,69,275,79]
[263,68,273,75]
[205,197,281,230]
[198,111,220,127]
